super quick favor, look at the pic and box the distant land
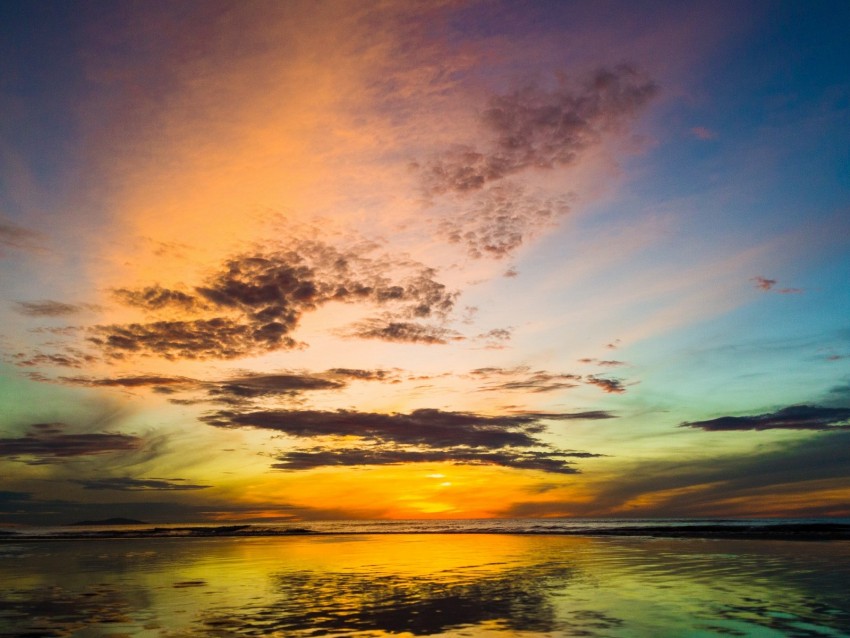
[70,517,147,526]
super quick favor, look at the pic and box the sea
[2,518,849,637]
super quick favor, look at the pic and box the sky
[1,0,849,525]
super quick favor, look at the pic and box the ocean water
[1,522,849,637]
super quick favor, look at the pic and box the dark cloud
[203,407,602,474]
[271,446,588,474]
[422,66,657,195]
[56,370,358,405]
[681,404,850,431]
[93,241,458,359]
[344,318,463,344]
[438,183,570,259]
[90,317,292,360]
[60,374,198,389]
[112,285,202,311]
[13,350,97,368]
[518,410,616,421]
[208,373,344,402]
[0,423,141,465]
[585,376,626,394]
[468,367,628,395]
[14,300,97,317]
[752,275,776,291]
[74,477,210,491]
[0,218,44,252]
[204,408,547,448]
[513,430,850,518]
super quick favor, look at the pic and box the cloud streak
[0,423,141,465]
[681,404,850,431]
[203,407,604,474]
[74,477,210,491]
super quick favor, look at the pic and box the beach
[2,523,849,637]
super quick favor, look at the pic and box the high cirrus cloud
[202,407,607,474]
[90,240,459,359]
[0,423,141,465]
[680,404,850,431]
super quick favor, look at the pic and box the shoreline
[2,522,849,542]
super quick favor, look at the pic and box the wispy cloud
[681,404,850,431]
[0,423,141,465]
[751,275,804,294]
[13,300,99,317]
[74,477,210,491]
[0,217,44,253]
[469,366,627,394]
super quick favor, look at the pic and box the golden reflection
[2,535,850,637]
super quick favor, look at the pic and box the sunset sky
[2,0,849,525]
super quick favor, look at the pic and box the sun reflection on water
[1,535,849,637]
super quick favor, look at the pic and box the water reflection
[0,535,848,637]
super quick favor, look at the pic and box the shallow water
[1,534,849,637]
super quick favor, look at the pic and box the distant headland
[70,517,147,526]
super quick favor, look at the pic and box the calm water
[1,532,849,637]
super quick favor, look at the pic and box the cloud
[13,300,98,317]
[690,126,716,140]
[207,373,344,402]
[112,285,203,311]
[204,408,546,448]
[344,318,463,344]
[681,404,850,431]
[469,366,626,394]
[473,327,513,349]
[74,477,210,491]
[0,217,44,253]
[438,183,570,259]
[12,350,97,368]
[751,275,804,294]
[0,423,141,465]
[578,358,625,367]
[92,241,458,359]
[502,430,850,518]
[469,367,581,393]
[585,376,626,394]
[54,369,401,406]
[517,410,616,421]
[271,446,589,474]
[325,368,401,382]
[421,65,658,195]
[203,407,602,474]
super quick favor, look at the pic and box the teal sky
[1,0,849,525]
